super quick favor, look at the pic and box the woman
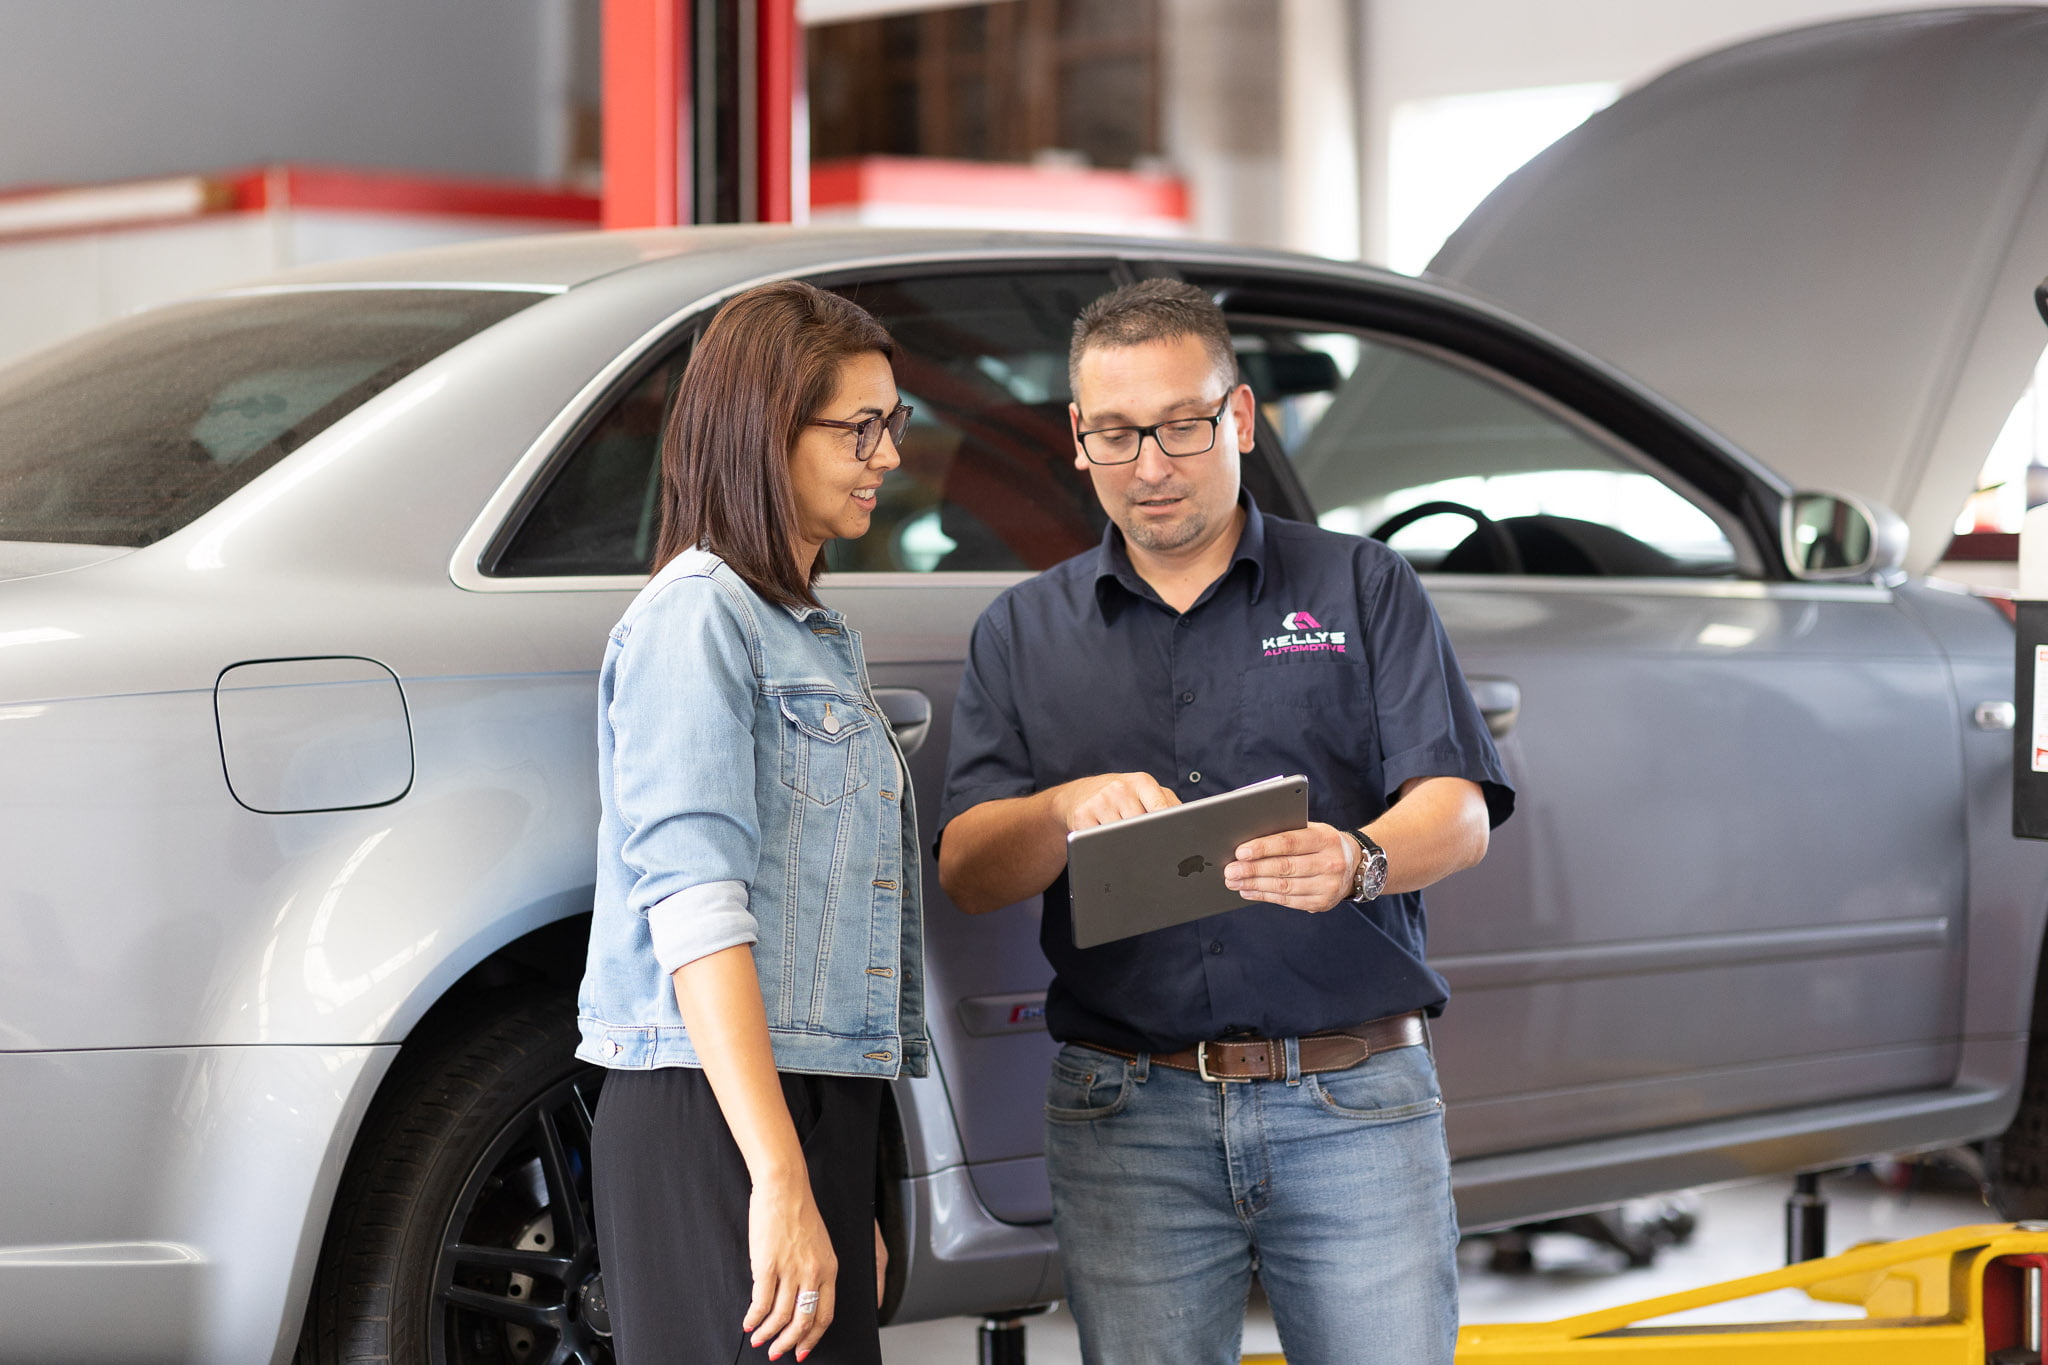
[577,280,926,1365]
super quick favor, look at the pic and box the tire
[297,992,612,1365]
[1990,1005,2048,1219]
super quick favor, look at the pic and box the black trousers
[592,1066,885,1365]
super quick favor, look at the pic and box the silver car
[6,10,2048,1363]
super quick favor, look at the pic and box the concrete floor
[878,1165,1996,1362]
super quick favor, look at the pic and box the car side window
[495,267,1124,578]
[821,269,1119,573]
[491,348,691,577]
[1236,324,1740,577]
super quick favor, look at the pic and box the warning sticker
[2034,645,2048,772]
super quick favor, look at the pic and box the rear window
[0,288,538,547]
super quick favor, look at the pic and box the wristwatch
[1342,828,1388,902]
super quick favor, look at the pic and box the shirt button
[1208,941,1224,955]
[1180,691,1195,704]
[1177,617,1191,629]
[1189,771,1202,784]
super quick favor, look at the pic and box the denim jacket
[576,548,928,1078]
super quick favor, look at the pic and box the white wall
[1161,0,1284,246]
[0,209,579,367]
[0,0,573,190]
[1358,0,2005,265]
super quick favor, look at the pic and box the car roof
[234,224,1342,295]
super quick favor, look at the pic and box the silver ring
[796,1290,821,1315]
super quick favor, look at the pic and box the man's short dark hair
[1068,278,1238,399]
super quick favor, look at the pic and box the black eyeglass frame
[1074,401,1232,467]
[808,403,913,462]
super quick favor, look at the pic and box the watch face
[1345,831,1387,901]
[1356,839,1388,901]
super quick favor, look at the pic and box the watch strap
[1341,828,1386,902]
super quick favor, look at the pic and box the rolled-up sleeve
[1364,553,1515,828]
[935,603,1037,855]
[605,576,763,971]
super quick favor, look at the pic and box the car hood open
[1428,7,2048,575]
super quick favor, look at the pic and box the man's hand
[940,771,1182,913]
[1056,771,1181,830]
[1224,822,1359,913]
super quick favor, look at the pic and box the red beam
[234,166,600,221]
[757,0,799,222]
[602,0,688,229]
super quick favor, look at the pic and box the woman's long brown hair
[652,280,894,609]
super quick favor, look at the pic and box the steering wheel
[1369,500,1524,575]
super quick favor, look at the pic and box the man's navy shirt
[938,494,1515,1054]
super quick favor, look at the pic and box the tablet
[1065,775,1309,948]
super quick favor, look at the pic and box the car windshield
[0,288,538,547]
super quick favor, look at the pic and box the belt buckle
[1196,1041,1243,1084]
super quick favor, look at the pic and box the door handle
[1465,677,1520,738]
[872,687,933,755]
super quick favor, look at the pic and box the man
[935,278,1514,1364]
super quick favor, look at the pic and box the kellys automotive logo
[1262,609,1347,656]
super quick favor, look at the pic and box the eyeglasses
[808,403,912,462]
[1075,402,1229,466]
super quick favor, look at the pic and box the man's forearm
[1366,776,1489,896]
[937,788,1071,914]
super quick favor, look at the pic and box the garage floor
[878,1166,1993,1362]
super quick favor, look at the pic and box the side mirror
[1782,491,1907,584]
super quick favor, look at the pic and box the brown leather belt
[1083,1011,1427,1083]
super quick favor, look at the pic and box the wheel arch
[285,912,594,1358]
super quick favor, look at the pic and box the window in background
[807,0,1161,168]
[1385,82,1618,277]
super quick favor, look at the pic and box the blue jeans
[1043,1038,1458,1365]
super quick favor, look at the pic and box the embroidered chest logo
[1262,608,1347,656]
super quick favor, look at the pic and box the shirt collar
[783,599,839,622]
[1092,490,1268,619]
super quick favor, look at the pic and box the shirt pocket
[777,692,874,807]
[1235,656,1375,771]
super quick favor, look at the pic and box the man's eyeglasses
[1075,402,1229,466]
[808,403,912,462]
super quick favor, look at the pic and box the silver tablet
[1065,775,1310,948]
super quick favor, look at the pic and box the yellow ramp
[1244,1222,2048,1363]
[1455,1222,2048,1362]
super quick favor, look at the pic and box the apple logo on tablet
[1177,855,1212,878]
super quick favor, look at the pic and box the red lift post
[601,0,798,230]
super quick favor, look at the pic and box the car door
[808,261,1338,1225]
[814,263,1132,1227]
[1180,265,1967,1164]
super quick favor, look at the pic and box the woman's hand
[744,1170,837,1361]
[875,1218,888,1308]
